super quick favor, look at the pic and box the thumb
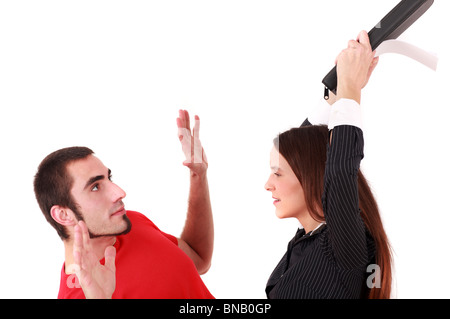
[357,30,371,49]
[104,246,116,272]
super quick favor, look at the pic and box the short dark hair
[33,146,94,240]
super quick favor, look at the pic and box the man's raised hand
[177,109,208,176]
[73,221,116,299]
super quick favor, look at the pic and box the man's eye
[92,184,99,191]
[108,175,113,181]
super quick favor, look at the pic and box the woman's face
[265,147,308,220]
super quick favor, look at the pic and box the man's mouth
[111,206,126,217]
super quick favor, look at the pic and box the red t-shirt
[58,211,214,299]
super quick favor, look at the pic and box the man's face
[67,155,131,238]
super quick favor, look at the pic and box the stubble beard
[88,214,132,239]
[72,205,132,239]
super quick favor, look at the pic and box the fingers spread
[176,110,207,166]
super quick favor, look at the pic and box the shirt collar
[310,222,326,235]
[296,222,327,241]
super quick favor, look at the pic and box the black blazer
[266,121,376,299]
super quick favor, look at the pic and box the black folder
[322,0,434,97]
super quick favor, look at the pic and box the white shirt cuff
[307,98,332,125]
[328,98,363,131]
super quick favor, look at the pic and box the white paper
[374,39,438,71]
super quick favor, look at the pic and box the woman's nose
[265,177,273,191]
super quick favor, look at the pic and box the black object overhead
[321,0,434,99]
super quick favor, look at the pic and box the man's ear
[50,205,77,226]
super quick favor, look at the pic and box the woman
[265,30,392,299]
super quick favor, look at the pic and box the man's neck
[63,236,116,274]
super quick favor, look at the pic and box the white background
[0,0,449,299]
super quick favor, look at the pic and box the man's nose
[111,182,126,201]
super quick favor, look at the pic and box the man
[33,110,214,299]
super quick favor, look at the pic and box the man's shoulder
[124,210,168,235]
[125,210,155,225]
[124,210,178,245]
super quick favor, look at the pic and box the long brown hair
[275,125,392,299]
